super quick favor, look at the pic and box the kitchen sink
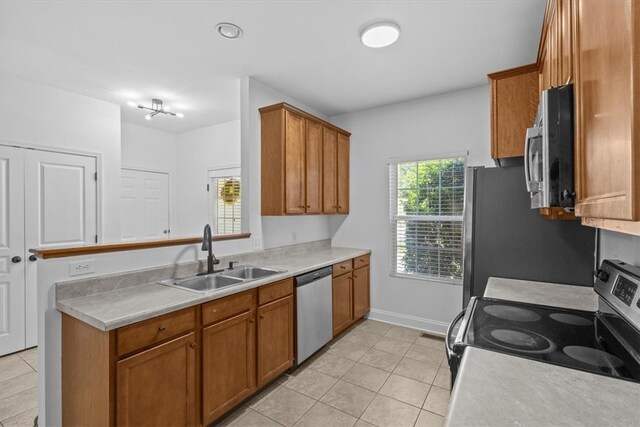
[220,266,284,280]
[158,274,243,293]
[157,265,286,294]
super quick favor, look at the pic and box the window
[389,156,466,283]
[208,168,241,235]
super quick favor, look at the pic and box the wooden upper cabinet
[488,64,539,159]
[323,127,338,213]
[573,0,640,222]
[559,0,574,85]
[260,103,351,216]
[305,120,323,214]
[116,333,197,427]
[337,133,350,214]
[284,110,306,214]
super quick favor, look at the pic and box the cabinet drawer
[333,260,353,277]
[117,307,195,357]
[202,289,257,326]
[354,255,370,268]
[258,278,293,306]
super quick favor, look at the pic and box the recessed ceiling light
[216,22,243,39]
[360,22,400,48]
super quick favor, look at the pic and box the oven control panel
[595,260,640,329]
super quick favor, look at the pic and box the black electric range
[446,260,640,386]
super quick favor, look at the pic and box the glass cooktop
[460,298,639,381]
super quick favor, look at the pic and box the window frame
[208,167,242,236]
[388,152,467,285]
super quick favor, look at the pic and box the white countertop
[484,276,599,311]
[445,277,640,426]
[57,246,370,331]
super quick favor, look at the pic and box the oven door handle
[524,127,535,193]
[445,308,466,361]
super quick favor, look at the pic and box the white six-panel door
[121,169,170,241]
[0,145,97,355]
[0,146,26,355]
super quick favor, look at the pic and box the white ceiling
[0,0,546,134]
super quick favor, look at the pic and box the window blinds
[212,177,241,235]
[389,156,466,283]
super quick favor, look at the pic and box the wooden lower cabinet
[353,266,370,320]
[257,295,294,387]
[116,333,197,427]
[332,272,353,336]
[202,310,256,424]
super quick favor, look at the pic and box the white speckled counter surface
[484,276,599,311]
[56,245,370,331]
[446,277,640,426]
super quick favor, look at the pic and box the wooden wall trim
[30,233,251,259]
[258,102,351,136]
[536,0,557,65]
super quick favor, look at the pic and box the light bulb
[144,114,152,120]
[127,101,137,107]
[176,112,184,118]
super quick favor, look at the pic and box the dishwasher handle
[296,266,333,287]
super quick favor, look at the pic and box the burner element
[480,326,556,354]
[563,346,624,369]
[483,305,542,322]
[549,313,592,326]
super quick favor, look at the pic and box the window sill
[390,272,462,286]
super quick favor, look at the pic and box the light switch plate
[69,259,95,276]
[253,237,263,250]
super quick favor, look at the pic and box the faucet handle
[228,261,240,270]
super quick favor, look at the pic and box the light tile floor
[217,320,450,427]
[0,347,38,427]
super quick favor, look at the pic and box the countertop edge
[56,248,371,331]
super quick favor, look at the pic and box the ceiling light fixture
[360,22,400,48]
[216,22,243,39]
[129,98,184,120]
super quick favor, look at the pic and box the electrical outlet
[292,231,297,243]
[69,259,95,276]
[253,237,263,250]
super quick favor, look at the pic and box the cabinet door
[305,120,323,214]
[257,295,294,387]
[323,127,338,213]
[332,273,353,336]
[352,266,370,320]
[337,133,350,214]
[202,311,256,424]
[285,110,306,214]
[574,0,639,220]
[117,333,196,427]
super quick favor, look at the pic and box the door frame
[1,140,103,243]
[121,165,173,239]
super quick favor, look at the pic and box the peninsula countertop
[445,277,639,426]
[56,245,370,331]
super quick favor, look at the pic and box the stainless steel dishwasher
[295,266,333,365]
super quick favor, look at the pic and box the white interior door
[0,146,26,355]
[121,169,170,241]
[24,149,97,347]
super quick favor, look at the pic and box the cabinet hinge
[94,172,98,181]
[207,184,210,192]
[95,235,98,243]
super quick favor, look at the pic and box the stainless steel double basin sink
[157,265,286,294]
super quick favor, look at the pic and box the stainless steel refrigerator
[462,165,595,306]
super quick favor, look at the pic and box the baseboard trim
[367,308,449,337]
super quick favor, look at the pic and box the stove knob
[596,269,610,282]
[637,299,640,309]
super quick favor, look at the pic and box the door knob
[11,256,21,263]
[29,255,37,262]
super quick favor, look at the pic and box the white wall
[121,122,179,236]
[0,74,122,242]
[241,77,333,249]
[177,120,241,237]
[600,230,640,266]
[329,85,493,334]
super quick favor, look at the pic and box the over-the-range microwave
[524,84,575,209]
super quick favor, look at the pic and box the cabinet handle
[353,276,358,279]
[299,205,305,209]
[259,315,265,319]
[306,205,311,208]
[189,342,197,349]
[340,265,346,269]
[249,319,255,324]
[158,326,167,332]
